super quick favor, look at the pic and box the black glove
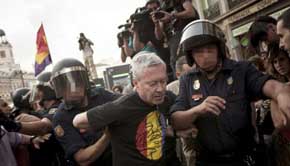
[0,112,22,132]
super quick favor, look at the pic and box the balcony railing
[203,2,221,20]
[228,0,248,9]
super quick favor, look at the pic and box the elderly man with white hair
[73,51,180,166]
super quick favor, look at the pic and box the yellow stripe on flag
[35,51,49,64]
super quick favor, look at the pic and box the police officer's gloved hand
[0,111,22,132]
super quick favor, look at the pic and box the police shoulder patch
[54,125,64,137]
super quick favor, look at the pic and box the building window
[0,51,6,58]
[202,0,221,19]
[227,0,248,9]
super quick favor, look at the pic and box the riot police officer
[170,19,290,166]
[51,58,119,166]
[8,73,58,136]
[11,87,41,121]
[29,71,67,166]
[31,71,60,117]
[1,87,46,133]
[3,73,67,166]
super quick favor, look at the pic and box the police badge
[227,76,233,85]
[54,125,64,137]
[193,80,200,90]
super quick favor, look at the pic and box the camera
[130,7,152,24]
[153,11,165,19]
[160,0,175,13]
[151,0,175,20]
[117,23,132,47]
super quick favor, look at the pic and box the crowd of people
[1,0,290,166]
[118,0,199,82]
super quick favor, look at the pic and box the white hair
[130,51,165,80]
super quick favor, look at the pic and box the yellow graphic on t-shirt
[136,111,166,160]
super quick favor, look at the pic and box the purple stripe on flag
[34,54,52,76]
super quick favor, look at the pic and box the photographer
[130,8,157,53]
[153,0,199,77]
[128,1,174,81]
[117,23,134,62]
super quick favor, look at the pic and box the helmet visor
[29,85,41,104]
[52,69,89,102]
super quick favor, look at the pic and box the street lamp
[9,69,25,88]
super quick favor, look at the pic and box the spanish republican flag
[34,24,52,76]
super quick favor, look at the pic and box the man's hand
[159,11,173,23]
[194,96,226,116]
[263,81,290,129]
[271,100,287,129]
[150,11,159,24]
[271,83,290,129]
[32,134,51,149]
[275,84,290,122]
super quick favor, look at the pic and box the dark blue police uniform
[53,87,120,166]
[29,103,67,166]
[171,59,272,166]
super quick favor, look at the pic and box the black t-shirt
[53,87,120,165]
[87,91,176,166]
[173,0,199,31]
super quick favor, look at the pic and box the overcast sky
[0,0,145,72]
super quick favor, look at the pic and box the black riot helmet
[30,71,55,104]
[36,71,52,85]
[12,88,31,109]
[180,19,227,66]
[51,58,90,106]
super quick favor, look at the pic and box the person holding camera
[153,0,199,78]
[117,23,134,63]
